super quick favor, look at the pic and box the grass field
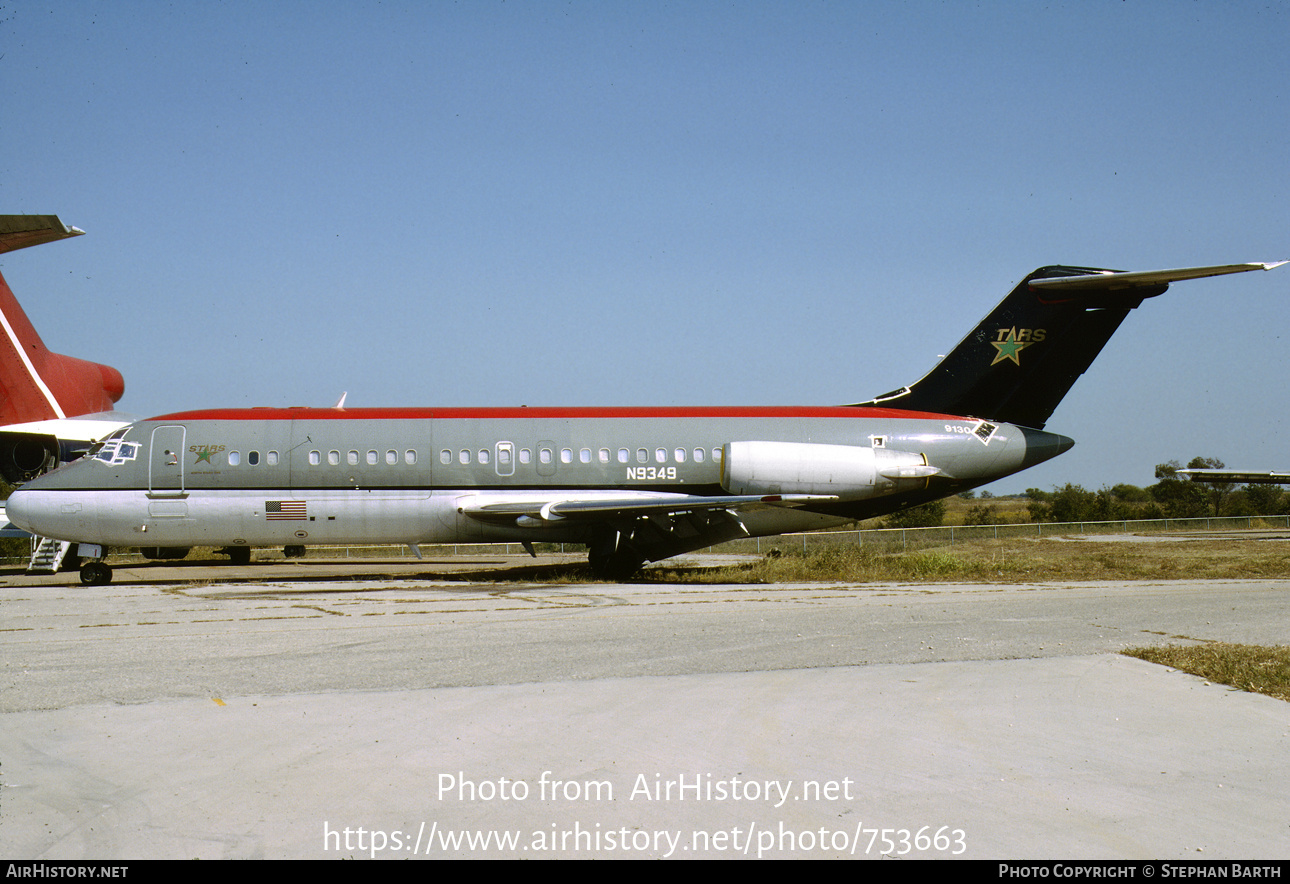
[645,535,1290,584]
[1123,644,1290,703]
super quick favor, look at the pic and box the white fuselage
[6,405,1071,556]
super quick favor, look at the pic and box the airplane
[5,251,1284,585]
[1177,469,1290,484]
[0,216,130,484]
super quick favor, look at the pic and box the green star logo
[990,328,1034,366]
[194,448,214,464]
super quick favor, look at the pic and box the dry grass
[1122,643,1290,702]
[75,533,1290,588]
[644,537,1290,584]
[939,494,1033,525]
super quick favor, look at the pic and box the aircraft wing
[1027,262,1286,293]
[460,491,837,524]
[1177,469,1290,485]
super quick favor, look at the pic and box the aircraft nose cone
[1018,427,1075,468]
[5,488,35,533]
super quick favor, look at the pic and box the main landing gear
[219,546,252,565]
[587,528,646,582]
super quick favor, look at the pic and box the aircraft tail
[855,262,1285,429]
[0,216,125,426]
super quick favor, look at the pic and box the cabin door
[149,426,186,495]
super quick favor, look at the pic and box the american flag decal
[266,501,307,520]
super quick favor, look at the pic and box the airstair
[28,536,73,573]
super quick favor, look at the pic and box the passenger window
[309,450,321,466]
[520,448,532,464]
[328,450,340,466]
[405,450,416,465]
[539,448,552,464]
[580,448,591,464]
[459,449,471,464]
[693,448,705,463]
[655,448,666,463]
[599,448,610,464]
[618,448,629,464]
[267,451,279,466]
[368,450,379,465]
[249,451,260,466]
[636,448,648,463]
[560,448,572,464]
[348,450,359,466]
[440,449,451,465]
[674,448,686,463]
[477,449,490,465]
[228,450,241,466]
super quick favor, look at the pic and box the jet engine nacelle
[721,441,933,498]
[0,432,61,484]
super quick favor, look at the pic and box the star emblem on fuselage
[990,328,1033,366]
[194,449,214,464]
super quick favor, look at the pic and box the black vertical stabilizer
[853,266,1169,429]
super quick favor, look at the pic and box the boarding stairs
[28,536,72,573]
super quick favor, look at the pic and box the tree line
[881,456,1289,528]
[1025,457,1287,523]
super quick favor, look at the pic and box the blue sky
[2,1,1287,493]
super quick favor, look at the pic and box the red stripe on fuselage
[146,405,971,422]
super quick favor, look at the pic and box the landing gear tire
[588,529,645,582]
[80,562,112,586]
[283,545,306,558]
[221,546,252,566]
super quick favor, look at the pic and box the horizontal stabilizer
[0,216,85,255]
[1028,262,1286,293]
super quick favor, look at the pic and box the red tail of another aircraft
[0,269,124,424]
[0,216,128,482]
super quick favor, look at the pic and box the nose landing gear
[80,561,112,585]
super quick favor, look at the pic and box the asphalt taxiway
[2,556,1287,859]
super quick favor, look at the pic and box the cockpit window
[85,427,132,460]
[92,438,140,465]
